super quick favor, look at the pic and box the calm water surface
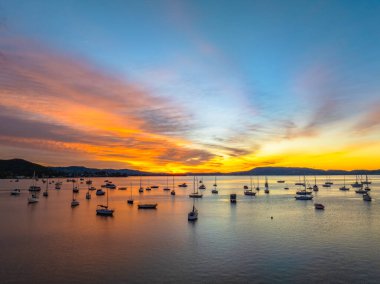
[0,175,379,283]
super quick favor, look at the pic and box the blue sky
[1,0,380,171]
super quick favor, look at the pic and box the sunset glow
[1,1,380,172]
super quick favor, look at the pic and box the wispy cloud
[0,36,219,171]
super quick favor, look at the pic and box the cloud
[353,101,380,133]
[0,36,218,171]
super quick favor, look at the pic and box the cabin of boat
[138,203,158,209]
[296,190,312,195]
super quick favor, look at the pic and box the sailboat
[10,188,21,196]
[361,175,372,185]
[188,202,198,221]
[171,176,176,195]
[313,176,319,192]
[256,176,260,191]
[86,185,91,200]
[363,175,371,191]
[71,181,80,207]
[96,187,114,216]
[28,173,39,203]
[244,176,256,196]
[189,177,203,198]
[73,179,79,193]
[295,177,313,200]
[43,178,49,197]
[363,193,372,202]
[127,181,134,204]
[55,179,61,190]
[139,176,144,193]
[198,178,206,190]
[163,176,170,191]
[351,175,363,188]
[29,172,41,192]
[339,175,350,191]
[211,176,218,194]
[145,178,151,191]
[264,177,269,194]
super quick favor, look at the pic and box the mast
[250,176,252,191]
[130,181,133,199]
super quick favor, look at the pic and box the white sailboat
[339,175,349,191]
[244,176,256,196]
[96,187,114,216]
[295,176,313,200]
[171,176,176,196]
[71,181,80,207]
[127,181,134,204]
[43,178,49,197]
[313,176,319,192]
[264,176,269,194]
[211,176,218,194]
[189,176,203,198]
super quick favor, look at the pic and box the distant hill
[0,159,56,178]
[231,166,380,176]
[0,159,379,178]
[0,159,151,178]
[51,166,150,177]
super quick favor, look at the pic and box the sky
[0,0,380,172]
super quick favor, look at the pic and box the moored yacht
[188,205,198,221]
[189,177,203,198]
[10,188,21,196]
[363,193,372,202]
